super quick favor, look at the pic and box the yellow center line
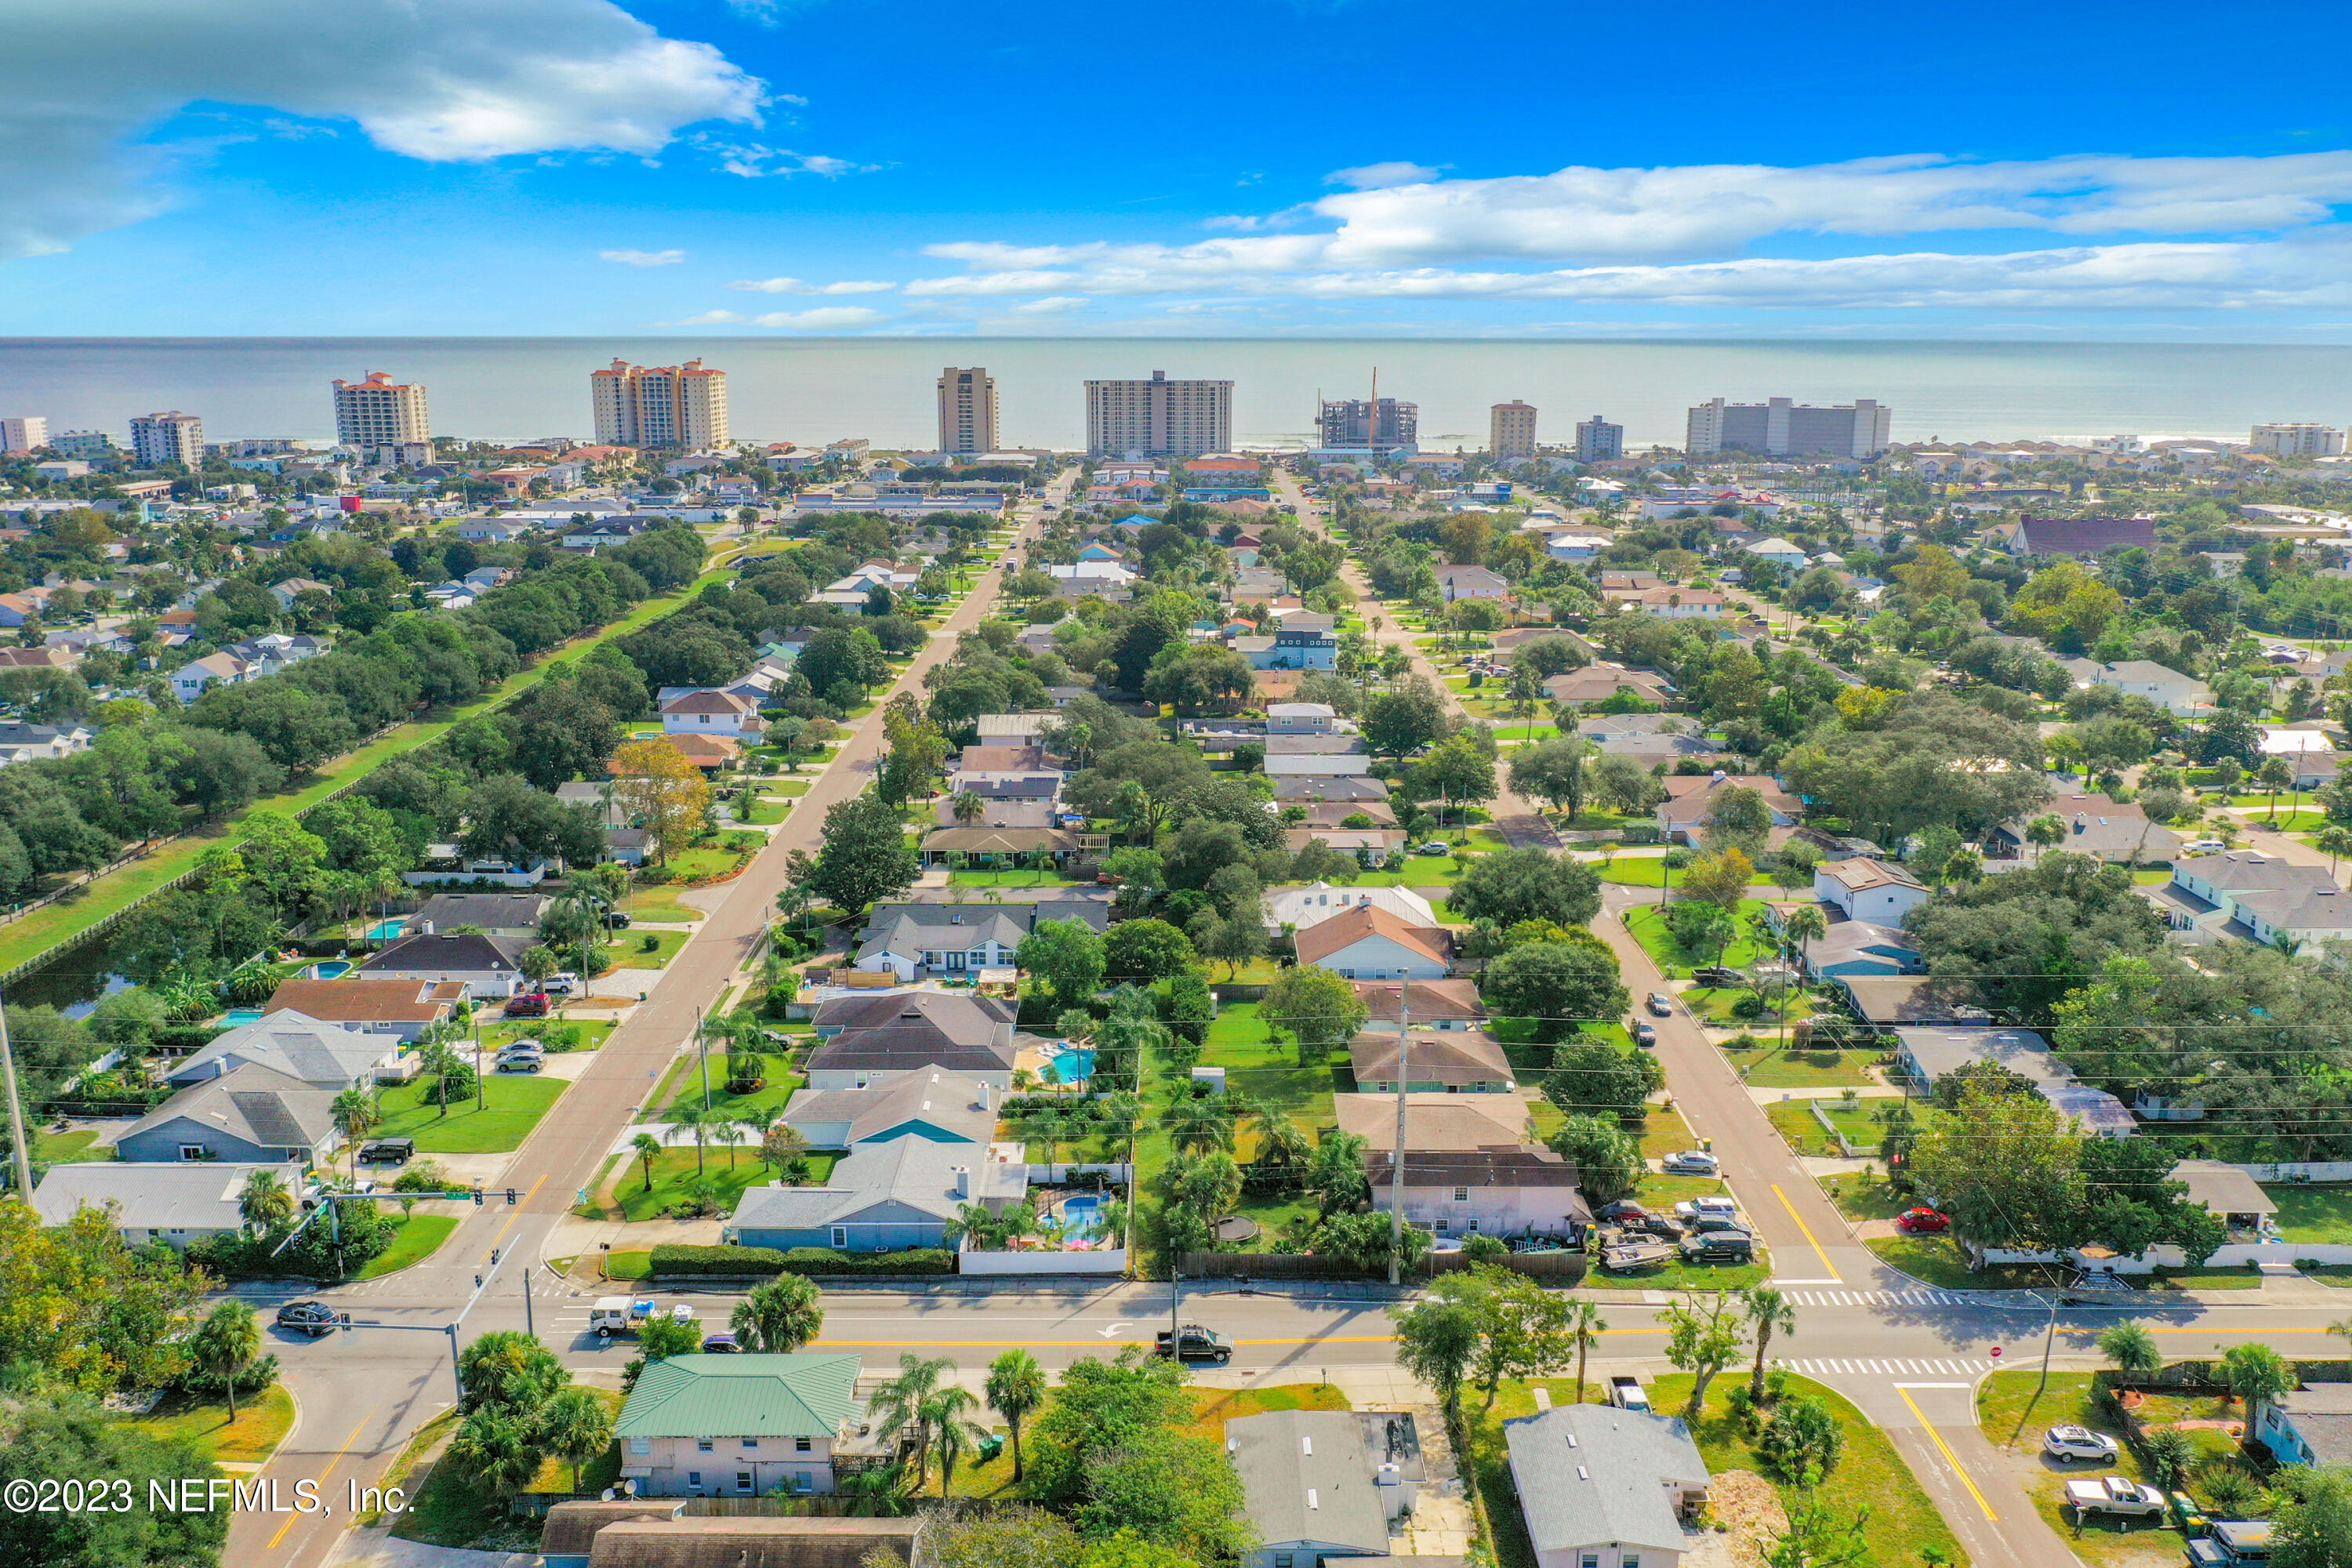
[1896,1386,1998,1522]
[482,1174,546,1260]
[265,1414,372,1552]
[1772,1184,1840,1283]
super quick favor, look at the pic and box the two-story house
[660,689,766,740]
[1813,858,1929,924]
[1347,1030,1514,1093]
[1367,1143,1587,1240]
[2165,851,2352,956]
[171,651,249,703]
[614,1353,863,1498]
[1297,905,1453,981]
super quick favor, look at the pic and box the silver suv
[2042,1425,2121,1465]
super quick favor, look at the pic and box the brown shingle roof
[1294,903,1451,967]
[1353,978,1487,1025]
[1348,1031,1515,1087]
[263,977,463,1024]
[586,1517,920,1568]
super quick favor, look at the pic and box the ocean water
[4,337,2352,452]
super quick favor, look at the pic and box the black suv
[358,1138,415,1166]
[276,1300,341,1337]
[1154,1325,1232,1364]
[1679,1229,1755,1262]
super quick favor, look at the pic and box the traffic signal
[505,1188,517,1206]
[471,1189,484,1206]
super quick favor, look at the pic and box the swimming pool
[223,1009,264,1025]
[1048,1047,1094,1085]
[307,960,350,980]
[1058,1194,1105,1243]
[365,919,407,941]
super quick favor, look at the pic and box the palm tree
[238,1169,296,1233]
[985,1348,1046,1482]
[2098,1321,2163,1378]
[538,1385,615,1496]
[1160,1089,1236,1154]
[332,1087,380,1180]
[922,1385,988,1497]
[711,1119,747,1171]
[2319,825,2352,877]
[731,1273,824,1353]
[190,1301,261,1421]
[1780,904,1827,978]
[2220,1343,2295,1436]
[447,1406,544,1499]
[951,791,985,825]
[631,1132,662,1193]
[664,1102,714,1174]
[870,1353,953,1489]
[942,1202,1003,1252]
[1742,1287,1797,1402]
[1568,1301,1608,1403]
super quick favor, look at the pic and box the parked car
[604,910,632,928]
[1693,966,1743,987]
[1896,1207,1951,1234]
[1646,992,1674,1017]
[543,972,579,995]
[2182,839,2227,857]
[357,1138,416,1166]
[1632,1022,1658,1047]
[2044,1425,2122,1465]
[1415,841,1450,856]
[1596,1200,1653,1222]
[495,1056,544,1073]
[1607,1375,1650,1410]
[700,1334,742,1354]
[1154,1325,1232,1365]
[276,1300,340,1337]
[503,993,550,1018]
[1679,1229,1755,1261]
[2064,1475,2166,1519]
[1675,1196,1740,1221]
[1662,1149,1720,1174]
[497,1039,542,1057]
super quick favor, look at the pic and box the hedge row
[647,1243,956,1277]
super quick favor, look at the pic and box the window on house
[742,1439,757,1450]
[735,1472,753,1492]
[688,1472,702,1488]
[1454,1186,1470,1202]
[629,1439,652,1456]
[830,1226,848,1248]
[698,1439,714,1452]
[796,1437,812,1453]
[794,1471,814,1494]
[179,1145,207,1161]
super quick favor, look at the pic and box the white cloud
[902,151,2352,313]
[1324,161,1442,190]
[601,248,685,266]
[1008,296,1089,314]
[725,276,895,294]
[694,138,873,178]
[657,305,886,328]
[0,0,765,260]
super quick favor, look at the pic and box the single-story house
[1655,774,1802,845]
[1353,978,1487,1031]
[1813,858,1929,924]
[1988,797,2180,866]
[408,891,553,940]
[1348,1031,1515,1093]
[164,1010,404,1091]
[917,826,1080,870]
[724,1139,1027,1251]
[1796,920,1923,979]
[782,1066,1000,1151]
[1835,975,1977,1027]
[1295,800,1401,832]
[2057,659,2211,718]
[31,1160,308,1250]
[1366,1143,1589,1238]
[562,1517,920,1568]
[2172,1160,2278,1236]
[1296,904,1454,981]
[354,931,528,1000]
[2257,1385,2352,1471]
[1893,1026,2136,1136]
[262,977,466,1041]
[1263,753,1378,779]
[853,905,1028,982]
[1334,1093,1523,1150]
[1265,883,1436,932]
[115,1063,342,1167]
[2015,514,2158,558]
[1228,1410,1412,1568]
[1544,666,1676,706]
[802,994,1020,1091]
[1504,1405,1711,1568]
[1269,775,1391,804]
[614,1352,863,1498]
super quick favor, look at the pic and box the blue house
[115,1063,340,1167]
[724,1138,1025,1251]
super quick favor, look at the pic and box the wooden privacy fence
[1179,1249,1586,1286]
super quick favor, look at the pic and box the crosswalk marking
[1785,1358,1984,1377]
[1780,1288,2016,1308]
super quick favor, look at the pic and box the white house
[1367,1144,1589,1240]
[1265,883,1437,932]
[1740,536,1808,570]
[1506,1406,1711,1568]
[1813,858,1930,924]
[353,931,528,1000]
[31,1160,310,1251]
[1294,904,1451,981]
[1539,530,1611,562]
[2059,659,2212,717]
[853,906,1027,982]
[1267,702,1336,735]
[661,689,766,740]
[170,651,249,703]
[1437,564,1508,601]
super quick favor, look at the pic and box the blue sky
[8,0,2352,339]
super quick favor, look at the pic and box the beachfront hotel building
[1575,413,1624,462]
[332,372,431,452]
[592,359,731,450]
[937,367,998,456]
[1490,400,1537,458]
[1686,396,1891,459]
[1084,370,1232,459]
[129,412,204,468]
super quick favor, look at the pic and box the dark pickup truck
[1154,1325,1233,1365]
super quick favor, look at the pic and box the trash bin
[978,1434,1004,1465]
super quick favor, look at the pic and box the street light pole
[1388,990,1411,1287]
[696,1006,711,1112]
[0,998,33,1203]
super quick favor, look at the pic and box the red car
[503,992,550,1018]
[1896,1207,1950,1234]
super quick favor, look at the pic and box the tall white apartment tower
[1686,397,1890,459]
[591,358,731,449]
[332,372,430,448]
[0,418,47,455]
[129,412,204,468]
[1574,414,1624,463]
[1084,370,1232,459]
[1489,401,1537,458]
[936,368,998,456]
[2249,423,2347,457]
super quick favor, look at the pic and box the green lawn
[1821,1169,1909,1223]
[615,928,690,968]
[652,1049,805,1124]
[1762,1097,1893,1157]
[126,1384,298,1466]
[1720,1040,1881,1087]
[2149,1264,2263,1290]
[1468,1373,1958,1568]
[0,562,732,979]
[36,1127,103,1163]
[392,1389,623,1549]
[2267,1183,2352,1243]
[354,1213,458,1279]
[1868,1234,2066,1290]
[598,1144,831,1223]
[946,868,1080,887]
[372,1074,567,1152]
[622,890,708,923]
[1978,1370,2238,1564]
[1203,1003,1349,1156]
[662,843,756,883]
[1622,901,1775,978]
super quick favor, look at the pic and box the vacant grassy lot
[597,1144,833,1222]
[354,1213,459,1279]
[128,1385,298,1466]
[1719,1040,1881,1088]
[2267,1182,2352,1243]
[1623,901,1774,978]
[614,928,690,968]
[372,1074,566,1152]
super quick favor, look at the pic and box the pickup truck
[590,1299,696,1338]
[2064,1475,2167,1519]
[1608,1375,1650,1412]
[1154,1325,1232,1365]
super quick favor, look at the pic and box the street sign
[1990,1347,2002,1359]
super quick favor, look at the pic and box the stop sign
[1991,1347,2003,1359]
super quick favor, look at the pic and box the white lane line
[1895,1382,1970,1389]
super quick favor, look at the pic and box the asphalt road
[230,496,1051,1568]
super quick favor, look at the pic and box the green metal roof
[613,1353,863,1440]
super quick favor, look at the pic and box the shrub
[1758,1395,1843,1480]
[179,1353,281,1402]
[647,1243,956,1278]
[1663,846,1694,869]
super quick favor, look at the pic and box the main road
[233,494,1054,1568]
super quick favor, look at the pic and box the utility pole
[1388,988,1410,1286]
[0,1000,31,1203]
[474,1014,485,1114]
[695,1006,711,1112]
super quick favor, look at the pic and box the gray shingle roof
[1504,1406,1708,1557]
[167,1010,394,1090]
[855,908,1028,967]
[782,1066,996,1148]
[125,1063,339,1153]
[412,892,553,931]
[1228,1410,1390,1555]
[358,931,528,975]
[31,1160,307,1232]
[729,1138,1025,1230]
